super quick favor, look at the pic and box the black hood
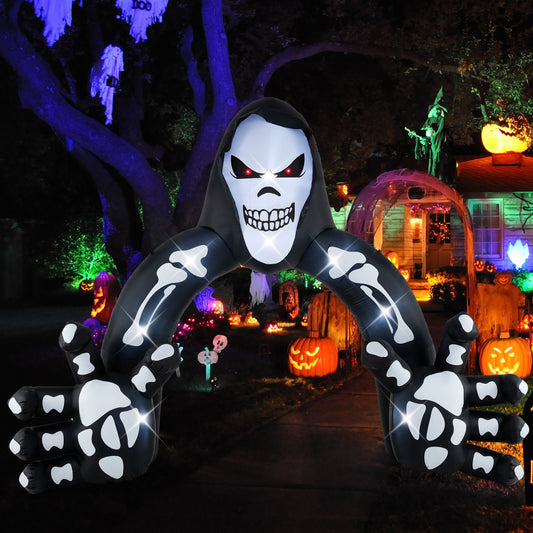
[198,97,335,274]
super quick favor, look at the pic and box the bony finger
[8,386,73,421]
[463,445,524,485]
[469,412,529,444]
[435,314,478,372]
[362,340,412,392]
[130,344,183,398]
[59,322,104,383]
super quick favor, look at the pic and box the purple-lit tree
[1,0,532,281]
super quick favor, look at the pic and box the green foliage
[278,269,322,290]
[43,218,116,288]
[512,270,533,295]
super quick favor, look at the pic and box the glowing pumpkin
[211,299,224,314]
[80,279,94,292]
[474,258,485,272]
[485,262,495,273]
[288,333,338,377]
[228,314,241,326]
[479,333,532,379]
[386,251,399,269]
[245,313,259,326]
[400,268,410,281]
[481,118,532,154]
[519,314,533,333]
[90,271,121,323]
[494,270,513,286]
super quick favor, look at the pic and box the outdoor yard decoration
[279,280,300,320]
[288,334,338,377]
[494,270,513,286]
[90,271,121,324]
[9,98,529,493]
[79,279,95,292]
[89,45,124,125]
[197,334,228,381]
[400,268,410,281]
[479,333,532,379]
[306,289,361,366]
[519,314,533,333]
[385,251,399,268]
[508,239,530,270]
[475,258,486,272]
[481,117,533,155]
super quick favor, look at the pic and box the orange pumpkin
[474,258,485,272]
[485,262,495,273]
[386,252,399,269]
[90,271,121,323]
[479,333,532,379]
[80,279,94,292]
[494,270,513,286]
[288,333,338,377]
[520,314,533,333]
[400,268,410,281]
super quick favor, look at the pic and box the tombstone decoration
[8,98,529,493]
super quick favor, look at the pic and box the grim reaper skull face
[222,114,313,264]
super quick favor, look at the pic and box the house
[453,154,533,272]
[346,155,533,280]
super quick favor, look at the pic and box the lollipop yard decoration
[197,334,228,382]
[9,98,529,493]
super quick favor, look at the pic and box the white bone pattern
[326,247,414,344]
[404,372,505,474]
[123,245,208,347]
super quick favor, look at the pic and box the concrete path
[175,371,392,532]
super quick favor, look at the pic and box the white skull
[222,114,313,264]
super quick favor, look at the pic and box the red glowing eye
[245,168,252,175]
[285,168,292,174]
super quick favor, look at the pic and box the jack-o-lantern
[400,268,410,281]
[520,314,533,333]
[228,314,241,326]
[474,258,485,272]
[90,271,121,323]
[494,270,513,286]
[485,262,495,273]
[211,299,224,315]
[386,252,399,269]
[80,279,94,292]
[244,313,259,326]
[479,333,532,379]
[287,332,338,377]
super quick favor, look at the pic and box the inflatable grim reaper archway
[9,98,528,493]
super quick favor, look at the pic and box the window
[469,200,502,258]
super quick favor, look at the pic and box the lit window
[469,200,502,258]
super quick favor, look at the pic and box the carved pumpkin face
[400,268,410,281]
[80,279,94,292]
[485,262,495,273]
[288,336,338,377]
[480,335,532,379]
[474,258,485,272]
[90,271,121,323]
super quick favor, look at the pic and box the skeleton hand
[362,313,529,485]
[8,322,181,494]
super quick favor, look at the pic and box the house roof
[456,155,533,193]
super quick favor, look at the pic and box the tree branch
[251,41,459,98]
[0,13,173,252]
[180,25,206,116]
[201,0,236,111]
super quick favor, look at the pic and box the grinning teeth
[243,203,295,231]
